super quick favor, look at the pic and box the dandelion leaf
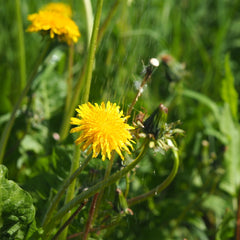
[218,105,240,196]
[0,165,36,240]
[221,54,238,120]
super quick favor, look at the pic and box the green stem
[43,140,149,238]
[59,63,86,140]
[91,153,115,226]
[97,0,120,46]
[15,0,26,92]
[59,0,120,141]
[42,153,92,229]
[58,147,81,240]
[64,44,74,113]
[83,0,93,46]
[0,41,50,164]
[57,1,104,238]
[127,147,179,206]
[82,0,103,102]
[124,172,130,198]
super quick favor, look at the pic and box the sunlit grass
[1,0,240,239]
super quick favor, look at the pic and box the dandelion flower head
[70,102,135,161]
[41,2,72,17]
[27,10,80,45]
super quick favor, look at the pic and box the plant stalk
[83,193,99,240]
[42,153,92,229]
[58,1,104,238]
[51,200,88,240]
[59,0,120,141]
[83,0,93,46]
[0,41,50,164]
[82,0,103,102]
[58,147,81,240]
[91,153,115,227]
[127,147,179,206]
[127,64,155,116]
[64,43,74,113]
[43,140,149,237]
[15,0,26,92]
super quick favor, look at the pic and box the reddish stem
[83,193,99,240]
[51,200,88,240]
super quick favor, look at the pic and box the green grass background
[1,0,240,239]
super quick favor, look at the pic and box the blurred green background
[1,0,240,239]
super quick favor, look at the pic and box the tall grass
[1,0,240,239]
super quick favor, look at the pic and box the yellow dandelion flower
[41,2,72,17]
[27,10,80,45]
[70,102,135,161]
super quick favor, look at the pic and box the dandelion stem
[59,64,86,141]
[82,0,103,103]
[0,41,50,165]
[64,43,74,113]
[59,0,120,141]
[97,0,120,46]
[91,154,115,229]
[43,140,149,238]
[127,147,179,206]
[67,218,121,239]
[58,147,81,240]
[83,0,93,46]
[51,200,88,240]
[42,153,92,229]
[15,0,26,93]
[127,65,155,116]
[57,1,104,238]
[124,172,130,198]
[83,193,99,240]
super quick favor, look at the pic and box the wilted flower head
[143,104,168,139]
[70,102,135,161]
[27,7,80,45]
[159,52,188,82]
[41,2,72,17]
[134,104,183,153]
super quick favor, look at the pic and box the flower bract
[27,10,80,45]
[70,102,134,161]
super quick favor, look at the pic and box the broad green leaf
[215,209,235,240]
[0,165,36,240]
[221,54,238,120]
[182,89,220,121]
[33,48,66,120]
[218,104,240,197]
[183,89,240,196]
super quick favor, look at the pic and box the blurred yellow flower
[41,2,72,17]
[27,10,80,45]
[70,102,134,161]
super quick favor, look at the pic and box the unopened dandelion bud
[143,104,168,139]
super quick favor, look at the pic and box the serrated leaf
[221,54,238,120]
[33,48,66,120]
[0,165,36,240]
[218,104,240,196]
